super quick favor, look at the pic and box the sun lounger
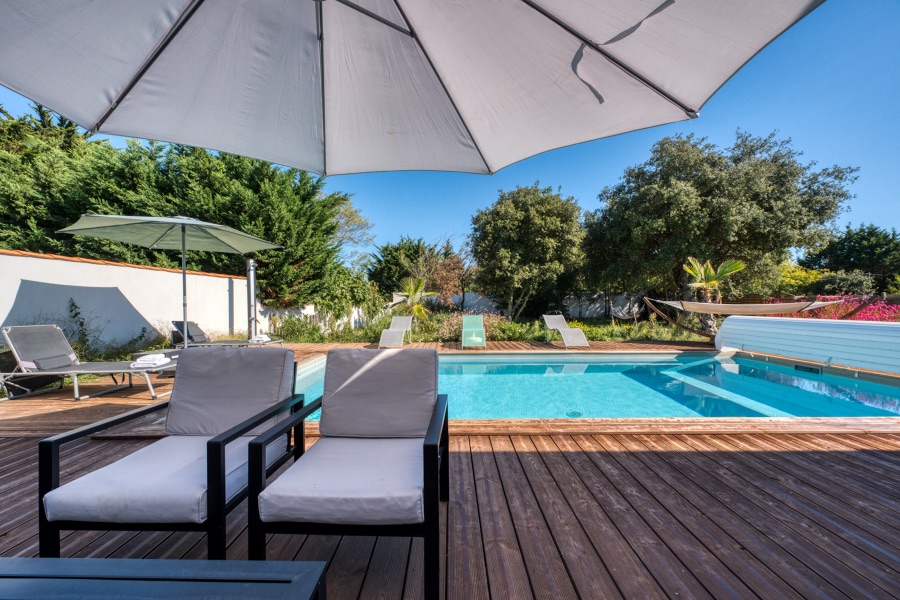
[172,321,284,348]
[462,315,486,348]
[247,348,448,599]
[378,316,413,348]
[39,346,302,560]
[1,325,175,401]
[542,314,590,349]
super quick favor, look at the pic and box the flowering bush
[790,295,900,322]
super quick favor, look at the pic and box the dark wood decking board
[1,433,898,599]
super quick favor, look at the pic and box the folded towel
[249,334,271,343]
[130,357,171,369]
[134,353,166,363]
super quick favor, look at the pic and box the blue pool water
[294,354,900,419]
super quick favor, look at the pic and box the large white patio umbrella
[58,215,282,347]
[0,0,823,176]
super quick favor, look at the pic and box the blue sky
[1,0,897,254]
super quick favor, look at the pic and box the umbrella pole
[182,225,188,349]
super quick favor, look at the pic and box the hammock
[652,299,842,316]
[643,296,876,341]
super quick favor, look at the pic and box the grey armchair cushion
[257,437,425,525]
[165,347,294,436]
[43,435,285,524]
[319,349,438,438]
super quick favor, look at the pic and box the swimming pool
[294,353,900,419]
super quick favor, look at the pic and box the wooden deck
[2,342,899,598]
[1,430,898,599]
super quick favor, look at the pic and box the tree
[0,105,352,309]
[334,199,375,268]
[367,237,436,299]
[471,182,584,320]
[683,257,746,333]
[583,132,858,298]
[395,277,437,321]
[800,223,900,292]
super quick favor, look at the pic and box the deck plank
[1,426,899,599]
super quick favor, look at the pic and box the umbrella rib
[316,0,327,175]
[517,0,698,118]
[90,0,207,133]
[147,224,181,250]
[335,0,413,37]
[390,0,493,175]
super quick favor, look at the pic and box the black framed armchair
[39,347,304,559]
[247,348,449,599]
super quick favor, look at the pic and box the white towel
[249,334,271,343]
[130,357,171,369]
[134,353,166,364]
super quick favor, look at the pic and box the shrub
[279,316,325,343]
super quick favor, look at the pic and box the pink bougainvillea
[790,295,900,322]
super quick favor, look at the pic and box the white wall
[0,251,260,345]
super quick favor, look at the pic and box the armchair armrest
[424,394,449,449]
[248,397,323,498]
[39,400,170,499]
[207,393,307,511]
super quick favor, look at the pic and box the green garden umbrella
[58,215,281,347]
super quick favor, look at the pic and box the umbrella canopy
[58,215,282,255]
[0,0,823,176]
[58,215,281,346]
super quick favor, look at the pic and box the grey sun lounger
[378,316,413,348]
[1,325,175,401]
[172,321,284,348]
[542,314,590,349]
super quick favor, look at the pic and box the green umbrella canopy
[57,214,282,254]
[58,214,281,347]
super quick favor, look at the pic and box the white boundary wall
[0,251,258,346]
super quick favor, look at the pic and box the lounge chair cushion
[319,349,437,438]
[43,435,284,524]
[258,437,425,525]
[378,329,405,348]
[165,347,294,436]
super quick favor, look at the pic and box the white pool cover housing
[715,316,900,376]
[0,0,823,175]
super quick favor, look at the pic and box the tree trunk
[696,288,717,334]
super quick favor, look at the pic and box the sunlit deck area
[2,343,899,599]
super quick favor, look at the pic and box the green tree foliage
[367,236,436,298]
[774,262,822,295]
[799,223,900,292]
[471,182,584,320]
[583,132,858,298]
[809,269,875,295]
[0,105,354,308]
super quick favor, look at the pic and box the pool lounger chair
[39,346,302,560]
[542,314,590,349]
[248,348,449,599]
[1,325,175,401]
[378,316,413,348]
[462,315,486,348]
[172,321,284,348]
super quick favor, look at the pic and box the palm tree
[396,277,437,322]
[683,257,746,333]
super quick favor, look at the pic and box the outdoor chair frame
[247,393,450,599]
[462,315,486,348]
[38,366,305,560]
[542,314,590,349]
[2,325,173,401]
[378,316,413,348]
[172,321,284,348]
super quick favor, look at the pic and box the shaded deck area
[2,430,899,599]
